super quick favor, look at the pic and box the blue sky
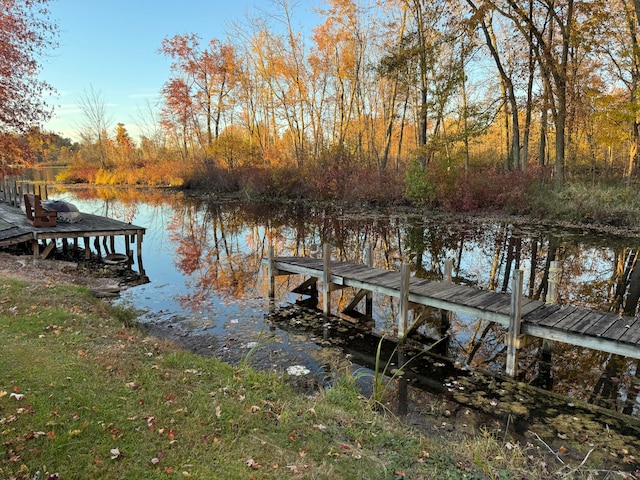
[41,0,322,141]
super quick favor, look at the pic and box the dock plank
[523,303,562,324]
[266,255,640,360]
[570,311,608,334]
[601,317,636,341]
[583,314,621,338]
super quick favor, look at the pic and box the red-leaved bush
[444,166,549,213]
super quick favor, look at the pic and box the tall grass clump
[529,182,640,226]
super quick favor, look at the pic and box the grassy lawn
[0,276,629,479]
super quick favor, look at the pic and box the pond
[31,183,640,418]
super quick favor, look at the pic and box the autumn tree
[312,0,369,157]
[491,0,575,187]
[600,0,640,179]
[0,0,57,171]
[25,126,73,164]
[114,123,136,164]
[466,0,522,170]
[160,34,241,152]
[160,77,196,161]
[0,0,57,132]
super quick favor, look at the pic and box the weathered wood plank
[522,303,562,324]
[464,290,505,308]
[600,317,637,341]
[569,311,608,334]
[536,305,579,327]
[583,314,622,338]
[552,308,591,331]
[475,294,512,312]
[619,322,640,344]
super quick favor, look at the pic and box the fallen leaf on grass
[110,448,123,459]
[10,393,24,401]
[246,458,261,469]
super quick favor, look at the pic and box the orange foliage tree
[0,0,57,172]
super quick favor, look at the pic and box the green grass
[0,276,620,479]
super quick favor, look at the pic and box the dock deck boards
[0,201,145,247]
[266,255,640,360]
[0,200,146,277]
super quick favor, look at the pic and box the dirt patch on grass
[0,252,128,292]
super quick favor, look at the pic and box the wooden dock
[264,245,640,377]
[0,199,146,276]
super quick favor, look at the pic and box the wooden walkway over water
[264,245,640,377]
[0,199,146,276]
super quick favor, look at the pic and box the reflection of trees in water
[169,200,267,309]
[161,196,640,412]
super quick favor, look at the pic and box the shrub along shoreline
[1,270,637,479]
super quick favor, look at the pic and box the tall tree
[499,0,575,187]
[0,0,57,132]
[466,0,521,170]
[78,86,113,169]
[160,34,241,149]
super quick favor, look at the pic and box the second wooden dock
[264,245,640,378]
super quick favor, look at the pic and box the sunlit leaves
[0,0,57,134]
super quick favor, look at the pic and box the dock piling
[364,244,373,316]
[506,268,524,377]
[268,245,275,298]
[398,263,409,338]
[322,244,331,317]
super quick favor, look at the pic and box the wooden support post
[136,231,145,276]
[322,244,331,317]
[439,258,454,355]
[444,258,453,282]
[109,236,115,253]
[83,237,91,260]
[41,240,56,259]
[539,260,560,388]
[506,268,524,378]
[398,263,409,339]
[546,260,560,305]
[124,235,130,263]
[31,237,40,257]
[94,237,102,258]
[267,245,275,298]
[365,244,373,316]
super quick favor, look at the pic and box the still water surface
[42,184,640,412]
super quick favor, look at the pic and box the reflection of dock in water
[0,197,147,277]
[264,245,640,378]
